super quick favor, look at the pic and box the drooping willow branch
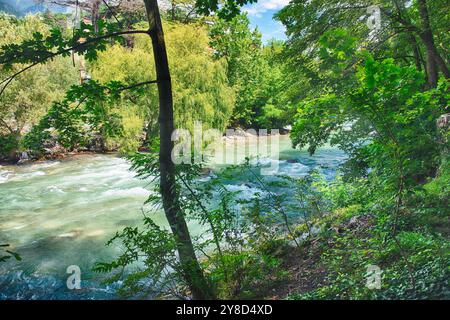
[0,29,150,97]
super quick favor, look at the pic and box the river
[0,135,346,299]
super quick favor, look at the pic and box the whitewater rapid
[0,136,346,299]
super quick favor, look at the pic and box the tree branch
[102,0,123,27]
[0,29,149,98]
[115,80,158,92]
[379,6,420,34]
[72,79,158,112]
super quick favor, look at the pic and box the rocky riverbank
[1,128,291,166]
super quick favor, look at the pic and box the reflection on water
[0,135,346,299]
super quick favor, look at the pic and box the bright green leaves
[196,0,257,20]
[0,14,80,161]
[21,79,155,153]
[71,21,124,62]
[363,56,377,90]
[0,20,124,69]
[359,57,424,95]
[209,14,289,128]
[291,51,449,187]
[93,216,179,297]
[90,22,235,139]
[0,31,54,68]
[291,93,343,155]
[318,28,359,73]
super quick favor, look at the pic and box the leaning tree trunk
[142,0,215,300]
[417,0,450,87]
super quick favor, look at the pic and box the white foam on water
[76,165,135,181]
[32,171,46,176]
[101,187,150,198]
[0,170,12,184]
[57,233,76,238]
[85,229,106,237]
[30,161,60,169]
[12,171,46,181]
[224,184,265,200]
[279,162,309,176]
[46,185,65,194]
[12,224,28,230]
[249,157,283,167]
[247,158,310,176]
[0,221,29,231]
[57,229,82,238]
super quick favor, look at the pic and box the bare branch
[102,0,123,27]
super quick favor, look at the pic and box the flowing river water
[0,135,346,299]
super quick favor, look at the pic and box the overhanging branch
[75,79,158,108]
[0,29,150,98]
[115,80,158,92]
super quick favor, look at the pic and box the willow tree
[90,22,235,150]
[0,0,255,299]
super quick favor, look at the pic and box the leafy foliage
[87,21,235,151]
[196,0,257,20]
[0,19,124,68]
[209,15,289,128]
[1,1,449,301]
[0,14,78,160]
[21,79,154,154]
[291,37,449,187]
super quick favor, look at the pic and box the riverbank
[244,194,448,300]
[0,150,119,166]
[1,129,291,166]
[260,167,449,300]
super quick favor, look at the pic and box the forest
[0,0,448,301]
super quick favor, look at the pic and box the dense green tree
[90,21,235,149]
[0,14,77,160]
[291,52,448,183]
[209,14,289,128]
[276,0,450,89]
[209,14,264,127]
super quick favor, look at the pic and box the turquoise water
[0,135,346,299]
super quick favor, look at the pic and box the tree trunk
[417,0,450,86]
[408,34,423,72]
[142,0,215,300]
[422,37,439,87]
[91,0,101,33]
[8,130,21,162]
